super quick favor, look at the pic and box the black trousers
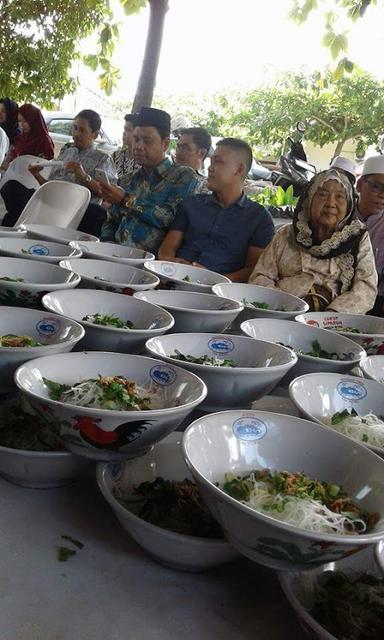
[0,180,107,236]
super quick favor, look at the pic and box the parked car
[44,112,119,157]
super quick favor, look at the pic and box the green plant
[250,185,299,209]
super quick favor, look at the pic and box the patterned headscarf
[292,169,364,260]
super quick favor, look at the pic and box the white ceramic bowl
[280,546,380,640]
[0,226,27,238]
[42,289,174,354]
[241,318,365,384]
[213,282,309,331]
[96,432,239,572]
[289,372,384,457]
[0,237,82,263]
[69,241,154,268]
[361,354,384,383]
[23,223,99,244]
[295,311,384,356]
[60,258,159,295]
[15,351,207,462]
[145,333,297,411]
[134,290,243,333]
[143,260,230,293]
[0,397,89,488]
[0,305,84,392]
[182,409,384,571]
[0,256,80,308]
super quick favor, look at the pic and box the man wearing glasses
[356,155,384,315]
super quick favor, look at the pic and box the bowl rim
[212,282,310,313]
[41,291,175,335]
[59,258,160,287]
[21,223,99,242]
[288,372,384,456]
[96,462,231,547]
[0,304,85,346]
[145,333,298,372]
[240,318,367,363]
[143,260,231,286]
[134,290,244,313]
[69,241,155,261]
[14,351,208,416]
[0,257,81,288]
[0,444,75,458]
[182,409,384,544]
[295,312,384,340]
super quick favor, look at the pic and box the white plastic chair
[15,180,91,229]
[0,155,52,191]
[0,129,9,166]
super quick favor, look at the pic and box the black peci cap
[132,107,171,133]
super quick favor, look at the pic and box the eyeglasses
[365,178,384,195]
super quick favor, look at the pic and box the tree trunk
[132,0,169,112]
[333,138,346,157]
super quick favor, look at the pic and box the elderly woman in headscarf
[249,169,377,314]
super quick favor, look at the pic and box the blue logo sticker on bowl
[208,337,234,354]
[161,263,176,277]
[150,365,177,386]
[233,416,267,442]
[337,379,367,401]
[36,317,60,336]
[29,244,49,256]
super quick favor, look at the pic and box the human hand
[98,182,125,204]
[28,164,43,177]
[65,161,87,181]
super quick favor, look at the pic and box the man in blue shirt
[158,138,274,282]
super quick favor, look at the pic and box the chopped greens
[241,297,287,311]
[0,402,63,451]
[43,375,151,411]
[0,334,42,347]
[278,339,353,361]
[222,469,378,535]
[182,275,191,282]
[170,349,235,367]
[61,535,84,550]
[57,547,77,562]
[82,313,134,329]
[0,276,25,282]
[114,477,223,538]
[333,326,361,334]
[328,409,384,449]
[311,571,384,640]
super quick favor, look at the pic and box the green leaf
[275,186,286,207]
[83,54,99,71]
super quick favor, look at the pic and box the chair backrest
[15,180,91,229]
[0,129,9,166]
[0,155,52,191]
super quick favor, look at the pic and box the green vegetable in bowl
[182,275,191,282]
[114,477,224,538]
[170,349,235,367]
[0,276,25,282]
[278,339,352,361]
[43,375,152,411]
[0,334,42,347]
[333,326,361,334]
[82,313,134,329]
[0,403,63,451]
[241,297,288,311]
[310,571,384,640]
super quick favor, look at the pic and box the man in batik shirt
[99,107,199,253]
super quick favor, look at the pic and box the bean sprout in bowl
[289,372,384,457]
[15,351,207,462]
[182,410,384,571]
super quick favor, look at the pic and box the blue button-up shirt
[100,157,199,253]
[171,193,274,273]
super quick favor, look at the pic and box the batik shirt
[100,157,199,253]
[50,143,117,203]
